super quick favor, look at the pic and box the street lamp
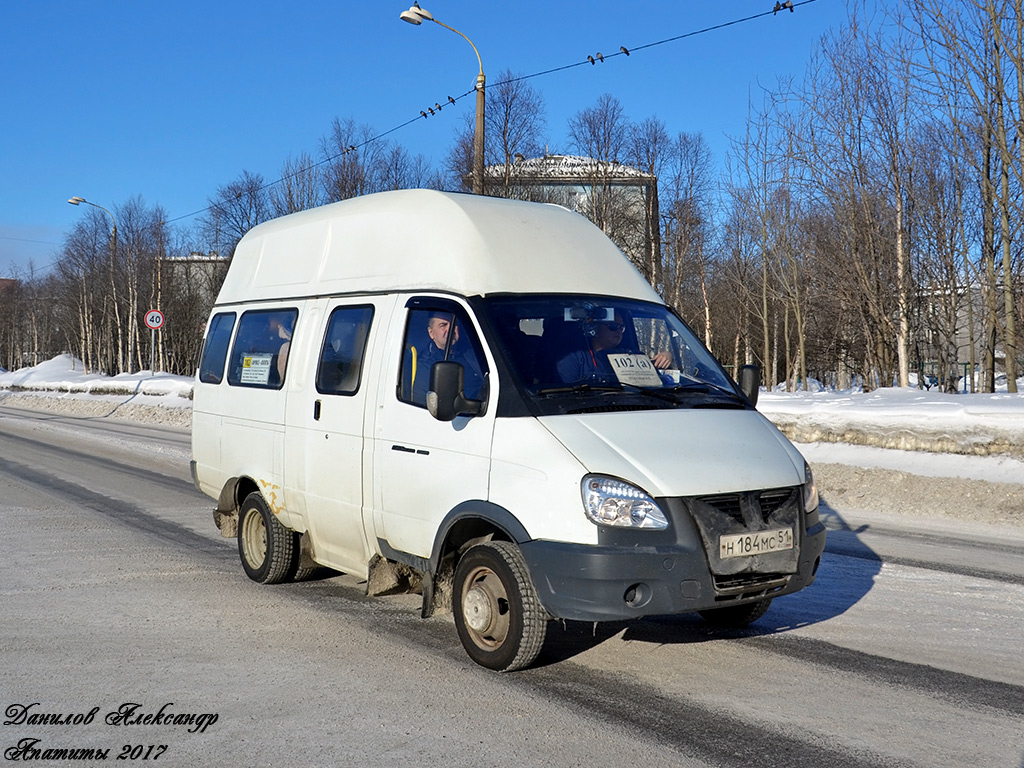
[401,2,485,194]
[68,196,118,246]
[68,196,118,275]
[69,195,120,371]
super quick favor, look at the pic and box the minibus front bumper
[519,519,826,622]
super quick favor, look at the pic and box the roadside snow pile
[0,354,192,399]
[759,387,1024,459]
[0,354,193,428]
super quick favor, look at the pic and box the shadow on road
[535,496,882,668]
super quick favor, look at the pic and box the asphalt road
[2,404,1022,768]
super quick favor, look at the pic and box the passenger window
[316,306,374,395]
[227,308,298,389]
[198,312,236,384]
[399,306,488,407]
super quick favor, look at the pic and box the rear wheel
[452,541,547,672]
[238,492,296,584]
[699,598,772,628]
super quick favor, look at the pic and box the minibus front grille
[697,487,798,526]
[700,494,744,525]
[757,488,797,522]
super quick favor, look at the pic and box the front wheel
[237,492,297,584]
[699,597,772,628]
[452,541,547,672]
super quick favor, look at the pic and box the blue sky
[0,0,848,277]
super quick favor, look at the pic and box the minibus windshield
[483,295,742,408]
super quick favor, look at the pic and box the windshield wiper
[669,381,750,406]
[536,383,622,396]
[536,380,748,408]
[633,380,751,407]
[616,383,689,404]
[540,382,695,405]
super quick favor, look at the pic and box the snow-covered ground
[0,354,193,428]
[0,354,193,406]
[3,354,1023,528]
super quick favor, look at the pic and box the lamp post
[401,3,485,194]
[69,196,121,372]
[68,196,117,251]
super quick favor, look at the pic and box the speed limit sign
[145,309,165,330]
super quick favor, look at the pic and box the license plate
[720,528,794,559]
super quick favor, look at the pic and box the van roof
[214,189,662,305]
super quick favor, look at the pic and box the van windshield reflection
[483,295,740,407]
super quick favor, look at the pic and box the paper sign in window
[607,353,663,387]
[240,354,273,385]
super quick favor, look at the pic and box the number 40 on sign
[145,310,165,330]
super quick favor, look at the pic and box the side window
[398,305,488,407]
[227,308,298,389]
[197,312,236,384]
[316,305,374,395]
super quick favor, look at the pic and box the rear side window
[197,313,236,384]
[316,305,374,395]
[227,308,298,389]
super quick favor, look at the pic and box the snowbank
[759,388,1024,458]
[0,354,193,428]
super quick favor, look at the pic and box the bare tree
[794,14,906,389]
[445,69,548,194]
[114,197,163,372]
[569,93,627,164]
[625,117,670,290]
[270,152,325,216]
[863,11,918,387]
[320,118,374,201]
[728,90,792,389]
[908,0,1021,391]
[661,131,716,346]
[566,95,649,265]
[199,171,271,262]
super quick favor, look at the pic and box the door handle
[313,400,321,421]
[391,445,430,456]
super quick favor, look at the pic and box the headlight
[581,475,669,529]
[803,462,819,513]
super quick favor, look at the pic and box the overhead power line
[166,0,818,225]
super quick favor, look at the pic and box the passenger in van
[556,312,672,384]
[231,312,293,388]
[318,317,369,393]
[410,312,485,404]
[268,316,293,383]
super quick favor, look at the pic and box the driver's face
[593,313,624,350]
[428,316,459,349]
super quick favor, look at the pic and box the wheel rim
[460,565,511,651]
[241,508,267,569]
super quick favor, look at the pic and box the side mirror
[738,364,760,407]
[426,361,483,422]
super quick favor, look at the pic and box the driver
[556,312,671,384]
[411,312,485,404]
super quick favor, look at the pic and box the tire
[452,541,547,672]
[699,597,772,628]
[237,492,297,585]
